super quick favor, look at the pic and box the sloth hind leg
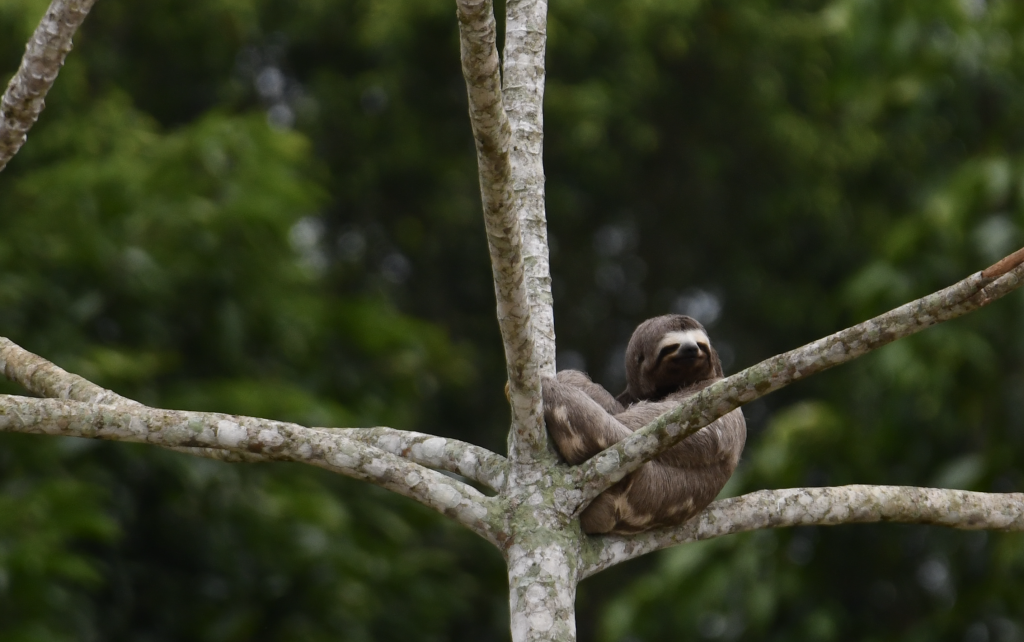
[580,461,734,534]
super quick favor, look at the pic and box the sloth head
[622,314,723,401]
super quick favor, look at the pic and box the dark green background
[1,0,1023,639]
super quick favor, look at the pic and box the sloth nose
[678,343,700,359]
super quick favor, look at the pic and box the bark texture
[503,0,556,381]
[455,0,545,462]
[502,462,584,642]
[576,259,1024,504]
[0,393,507,545]
[582,485,1024,577]
[332,426,508,492]
[0,0,96,172]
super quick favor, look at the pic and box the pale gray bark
[0,393,506,545]
[581,486,1024,578]
[330,426,508,492]
[503,0,556,380]
[1,336,138,406]
[0,336,509,488]
[0,0,96,172]
[455,0,545,464]
[574,256,1024,507]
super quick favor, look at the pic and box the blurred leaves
[3,0,1024,639]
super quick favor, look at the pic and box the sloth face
[623,315,723,401]
[647,328,715,389]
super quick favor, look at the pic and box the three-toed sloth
[543,314,746,535]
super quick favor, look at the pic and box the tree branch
[1,336,508,490]
[581,485,1024,578]
[0,0,97,172]
[575,254,1024,505]
[503,0,555,380]
[1,336,139,406]
[455,0,545,461]
[331,427,508,492]
[0,394,507,544]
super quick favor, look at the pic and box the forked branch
[0,394,506,544]
[582,485,1024,577]
[0,336,507,491]
[575,253,1024,505]
[0,0,97,171]
[456,0,545,460]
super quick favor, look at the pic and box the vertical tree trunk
[503,465,583,642]
[506,526,581,642]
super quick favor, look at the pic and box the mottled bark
[503,0,556,381]
[1,337,509,488]
[575,257,1024,505]
[0,0,96,172]
[582,485,1024,577]
[502,461,584,642]
[331,426,508,492]
[0,337,133,406]
[455,0,545,463]
[0,394,506,545]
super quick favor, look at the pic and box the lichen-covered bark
[0,336,136,406]
[1,336,508,486]
[455,0,545,463]
[576,258,1024,504]
[582,485,1024,577]
[503,0,555,381]
[333,426,508,492]
[0,0,96,172]
[503,462,584,642]
[0,394,507,544]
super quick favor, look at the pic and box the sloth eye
[637,354,644,364]
[657,345,679,360]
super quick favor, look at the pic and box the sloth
[543,314,746,535]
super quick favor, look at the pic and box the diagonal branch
[581,485,1024,578]
[0,394,507,545]
[1,336,508,489]
[503,0,555,379]
[334,427,508,492]
[574,254,1024,505]
[0,0,97,172]
[0,336,264,465]
[455,0,544,461]
[1,336,139,406]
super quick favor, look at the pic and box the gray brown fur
[543,315,746,535]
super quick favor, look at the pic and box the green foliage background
[1,0,1023,640]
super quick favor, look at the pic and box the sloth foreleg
[542,377,632,465]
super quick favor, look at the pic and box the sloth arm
[543,376,632,465]
[554,369,625,414]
